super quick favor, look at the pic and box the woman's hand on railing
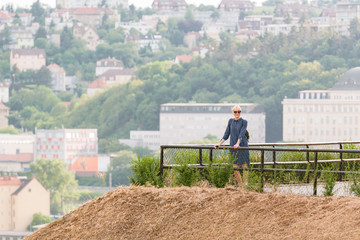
[214,144,220,149]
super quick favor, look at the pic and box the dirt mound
[25,186,360,240]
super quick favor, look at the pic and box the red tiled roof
[0,176,22,186]
[88,78,106,88]
[0,153,33,162]
[0,11,11,20]
[71,156,98,172]
[47,63,65,74]
[176,55,192,63]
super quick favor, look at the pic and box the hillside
[25,186,360,240]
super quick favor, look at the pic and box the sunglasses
[233,111,241,114]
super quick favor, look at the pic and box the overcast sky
[0,0,222,9]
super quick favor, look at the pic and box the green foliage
[129,155,164,187]
[75,175,105,186]
[246,169,263,192]
[173,150,201,187]
[30,159,79,214]
[205,151,234,188]
[320,167,337,196]
[106,150,136,186]
[27,212,53,231]
[0,126,20,134]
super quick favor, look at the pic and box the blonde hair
[232,104,242,111]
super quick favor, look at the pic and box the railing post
[306,145,310,183]
[160,147,164,176]
[261,150,265,192]
[209,148,213,162]
[313,151,318,196]
[272,145,276,169]
[199,149,203,166]
[339,143,343,181]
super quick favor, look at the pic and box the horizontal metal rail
[159,141,360,196]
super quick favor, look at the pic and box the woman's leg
[233,164,243,186]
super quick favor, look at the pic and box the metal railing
[160,141,360,196]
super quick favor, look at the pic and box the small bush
[205,151,234,188]
[320,167,337,196]
[129,155,164,187]
[246,169,263,192]
[173,150,201,187]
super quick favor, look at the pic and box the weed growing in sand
[129,155,164,187]
[173,150,202,187]
[320,166,337,196]
[205,150,234,188]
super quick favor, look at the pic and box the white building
[282,67,360,142]
[0,83,9,103]
[160,103,266,145]
[35,129,98,166]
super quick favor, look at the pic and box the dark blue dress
[222,118,250,166]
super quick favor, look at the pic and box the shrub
[320,167,337,196]
[205,151,234,188]
[173,150,201,187]
[129,155,164,187]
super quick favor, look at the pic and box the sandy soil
[24,186,360,240]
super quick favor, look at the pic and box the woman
[214,105,250,187]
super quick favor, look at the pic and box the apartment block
[35,129,98,166]
[10,48,45,72]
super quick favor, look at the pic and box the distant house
[10,48,46,72]
[218,0,254,12]
[69,8,119,28]
[236,30,260,42]
[0,11,12,24]
[152,0,187,11]
[174,55,192,64]
[0,82,9,103]
[96,58,124,77]
[47,64,66,92]
[126,34,162,52]
[99,69,134,86]
[183,32,201,49]
[8,26,34,49]
[10,13,33,26]
[73,24,100,51]
[0,102,9,129]
[0,153,34,172]
[0,175,50,231]
[87,78,107,97]
[70,155,110,177]
[275,3,309,18]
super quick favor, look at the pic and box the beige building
[0,176,50,231]
[96,58,124,77]
[73,24,100,51]
[160,103,266,145]
[282,67,360,142]
[0,133,35,155]
[10,48,46,72]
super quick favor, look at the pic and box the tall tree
[30,159,79,214]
